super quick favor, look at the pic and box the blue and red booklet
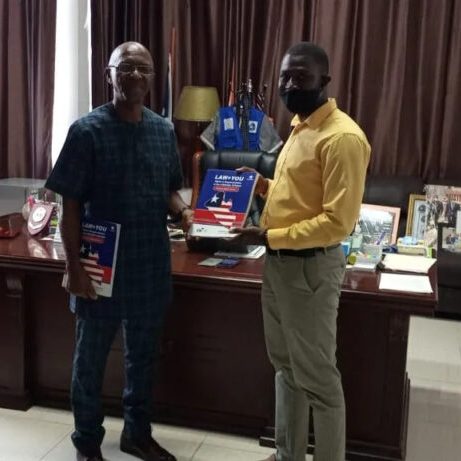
[62,218,121,297]
[190,169,258,238]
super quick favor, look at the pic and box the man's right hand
[236,167,269,196]
[65,263,97,300]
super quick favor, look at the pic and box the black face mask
[280,88,322,115]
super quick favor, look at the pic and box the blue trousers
[70,315,164,456]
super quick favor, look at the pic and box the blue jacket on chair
[216,107,264,151]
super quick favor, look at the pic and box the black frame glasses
[107,64,155,76]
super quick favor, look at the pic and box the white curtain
[51,0,92,165]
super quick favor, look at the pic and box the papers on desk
[379,273,433,294]
[382,253,436,273]
[347,261,377,271]
[214,245,266,259]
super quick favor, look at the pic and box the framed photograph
[424,185,461,247]
[437,223,461,253]
[358,204,401,245]
[406,194,427,240]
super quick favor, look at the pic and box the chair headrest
[199,150,277,180]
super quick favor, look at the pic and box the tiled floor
[1,315,460,460]
[0,406,279,461]
[405,316,461,461]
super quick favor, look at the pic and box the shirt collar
[290,98,337,130]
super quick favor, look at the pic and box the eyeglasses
[107,63,155,76]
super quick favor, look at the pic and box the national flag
[161,52,172,120]
[162,27,176,121]
[228,57,236,106]
[192,169,256,232]
[204,192,236,227]
[79,244,111,285]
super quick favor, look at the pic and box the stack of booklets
[190,169,258,238]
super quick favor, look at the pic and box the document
[214,245,266,259]
[198,257,223,267]
[62,218,121,297]
[379,273,433,294]
[382,253,436,273]
[190,169,257,238]
[349,261,377,271]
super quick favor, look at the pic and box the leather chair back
[198,150,277,182]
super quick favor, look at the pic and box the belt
[266,244,339,258]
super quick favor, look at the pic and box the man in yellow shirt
[233,42,370,461]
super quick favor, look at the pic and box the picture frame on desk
[424,184,461,247]
[358,203,401,245]
[438,222,461,253]
[406,194,427,240]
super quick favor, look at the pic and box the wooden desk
[0,231,437,460]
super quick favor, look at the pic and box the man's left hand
[230,226,266,245]
[181,208,194,233]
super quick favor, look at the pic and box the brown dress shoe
[120,432,176,461]
[76,449,104,461]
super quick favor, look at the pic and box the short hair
[285,42,329,74]
[108,41,153,67]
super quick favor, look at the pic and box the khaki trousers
[262,246,346,461]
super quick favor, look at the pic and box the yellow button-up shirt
[261,98,371,250]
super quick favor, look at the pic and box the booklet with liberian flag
[190,169,258,238]
[62,218,121,297]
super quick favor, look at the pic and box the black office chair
[436,223,461,318]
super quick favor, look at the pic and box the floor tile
[409,378,461,427]
[408,317,461,363]
[406,418,460,461]
[0,407,31,420]
[24,406,74,426]
[41,424,204,461]
[0,413,71,461]
[405,318,461,461]
[203,432,274,454]
[152,425,206,461]
[42,429,132,461]
[407,316,461,383]
[152,423,207,444]
[98,414,124,433]
[4,315,461,460]
[407,358,448,382]
[192,444,310,461]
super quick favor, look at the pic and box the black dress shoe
[120,432,177,461]
[76,449,104,461]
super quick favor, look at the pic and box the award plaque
[27,203,55,236]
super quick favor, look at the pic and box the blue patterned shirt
[46,103,183,318]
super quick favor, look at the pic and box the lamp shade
[174,86,220,122]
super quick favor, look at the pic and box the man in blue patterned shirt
[46,42,192,461]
